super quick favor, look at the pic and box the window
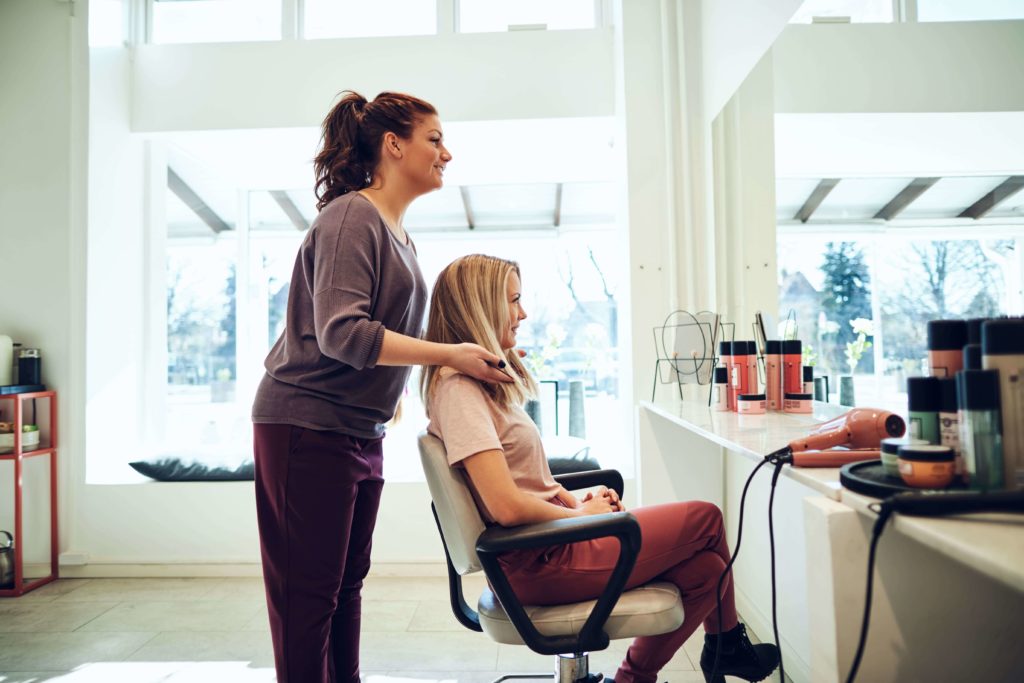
[789,0,894,24]
[151,0,281,44]
[458,0,597,33]
[151,120,629,482]
[303,0,436,39]
[89,0,124,47]
[779,233,1016,408]
[386,223,627,481]
[917,0,1024,22]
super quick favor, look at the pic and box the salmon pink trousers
[503,501,738,683]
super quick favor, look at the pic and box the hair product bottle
[713,366,729,412]
[731,341,751,411]
[963,343,982,371]
[937,377,961,478]
[782,340,802,396]
[907,376,940,444]
[765,341,782,411]
[719,341,734,411]
[927,319,968,377]
[957,369,1004,490]
[981,319,1024,490]
[802,366,814,394]
[744,340,759,397]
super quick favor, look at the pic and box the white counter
[640,398,847,499]
[637,396,1024,683]
[841,489,1024,595]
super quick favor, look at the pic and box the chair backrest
[418,431,487,575]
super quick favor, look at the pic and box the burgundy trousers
[504,501,738,683]
[253,423,384,683]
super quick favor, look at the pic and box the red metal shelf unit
[0,390,58,597]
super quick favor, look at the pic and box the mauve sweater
[252,192,427,439]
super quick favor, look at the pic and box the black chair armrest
[554,468,624,498]
[476,511,641,655]
[477,511,634,554]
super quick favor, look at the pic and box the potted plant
[840,318,874,407]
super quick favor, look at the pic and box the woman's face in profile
[500,271,527,350]
[400,114,452,194]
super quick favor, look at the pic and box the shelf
[0,575,57,598]
[0,390,59,598]
[0,447,56,460]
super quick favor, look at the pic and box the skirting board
[55,561,450,579]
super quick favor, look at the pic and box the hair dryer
[768,408,906,467]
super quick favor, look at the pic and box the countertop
[640,397,848,499]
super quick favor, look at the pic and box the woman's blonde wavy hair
[420,254,537,413]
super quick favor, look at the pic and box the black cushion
[129,457,255,482]
[547,453,601,476]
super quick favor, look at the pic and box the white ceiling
[163,117,619,236]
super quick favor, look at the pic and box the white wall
[712,53,780,336]
[31,2,1023,572]
[700,0,803,124]
[132,28,615,131]
[74,25,620,570]
[0,0,87,562]
[774,21,1024,114]
[775,112,1024,178]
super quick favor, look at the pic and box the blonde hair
[421,254,537,412]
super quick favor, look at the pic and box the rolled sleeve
[313,290,385,369]
[310,203,385,369]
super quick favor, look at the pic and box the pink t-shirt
[426,367,561,523]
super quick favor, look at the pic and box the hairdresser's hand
[447,343,514,383]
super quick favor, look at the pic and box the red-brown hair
[313,90,438,211]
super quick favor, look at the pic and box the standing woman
[251,91,511,683]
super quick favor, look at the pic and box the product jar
[737,393,766,415]
[783,392,813,414]
[897,444,956,489]
[880,436,928,478]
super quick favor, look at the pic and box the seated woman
[421,254,779,683]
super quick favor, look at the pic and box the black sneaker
[699,623,780,683]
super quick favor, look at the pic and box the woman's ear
[382,131,402,159]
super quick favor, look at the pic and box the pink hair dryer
[770,408,906,467]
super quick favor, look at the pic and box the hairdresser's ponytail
[313,90,438,211]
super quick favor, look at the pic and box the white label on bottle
[940,411,961,475]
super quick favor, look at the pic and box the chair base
[492,653,604,683]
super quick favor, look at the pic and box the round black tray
[839,460,967,498]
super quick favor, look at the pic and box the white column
[711,52,780,340]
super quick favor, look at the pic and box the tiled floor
[0,576,773,682]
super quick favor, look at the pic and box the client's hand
[580,494,616,516]
[581,487,626,513]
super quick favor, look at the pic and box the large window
[789,0,894,24]
[303,0,436,39]
[89,0,124,47]
[152,120,628,482]
[458,0,597,32]
[776,175,1024,411]
[917,0,1024,22]
[151,0,282,44]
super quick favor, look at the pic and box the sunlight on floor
[0,662,276,683]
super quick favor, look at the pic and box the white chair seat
[478,580,684,644]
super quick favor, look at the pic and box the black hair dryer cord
[845,489,1024,683]
[768,459,786,683]
[708,457,769,682]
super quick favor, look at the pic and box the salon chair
[418,432,685,683]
